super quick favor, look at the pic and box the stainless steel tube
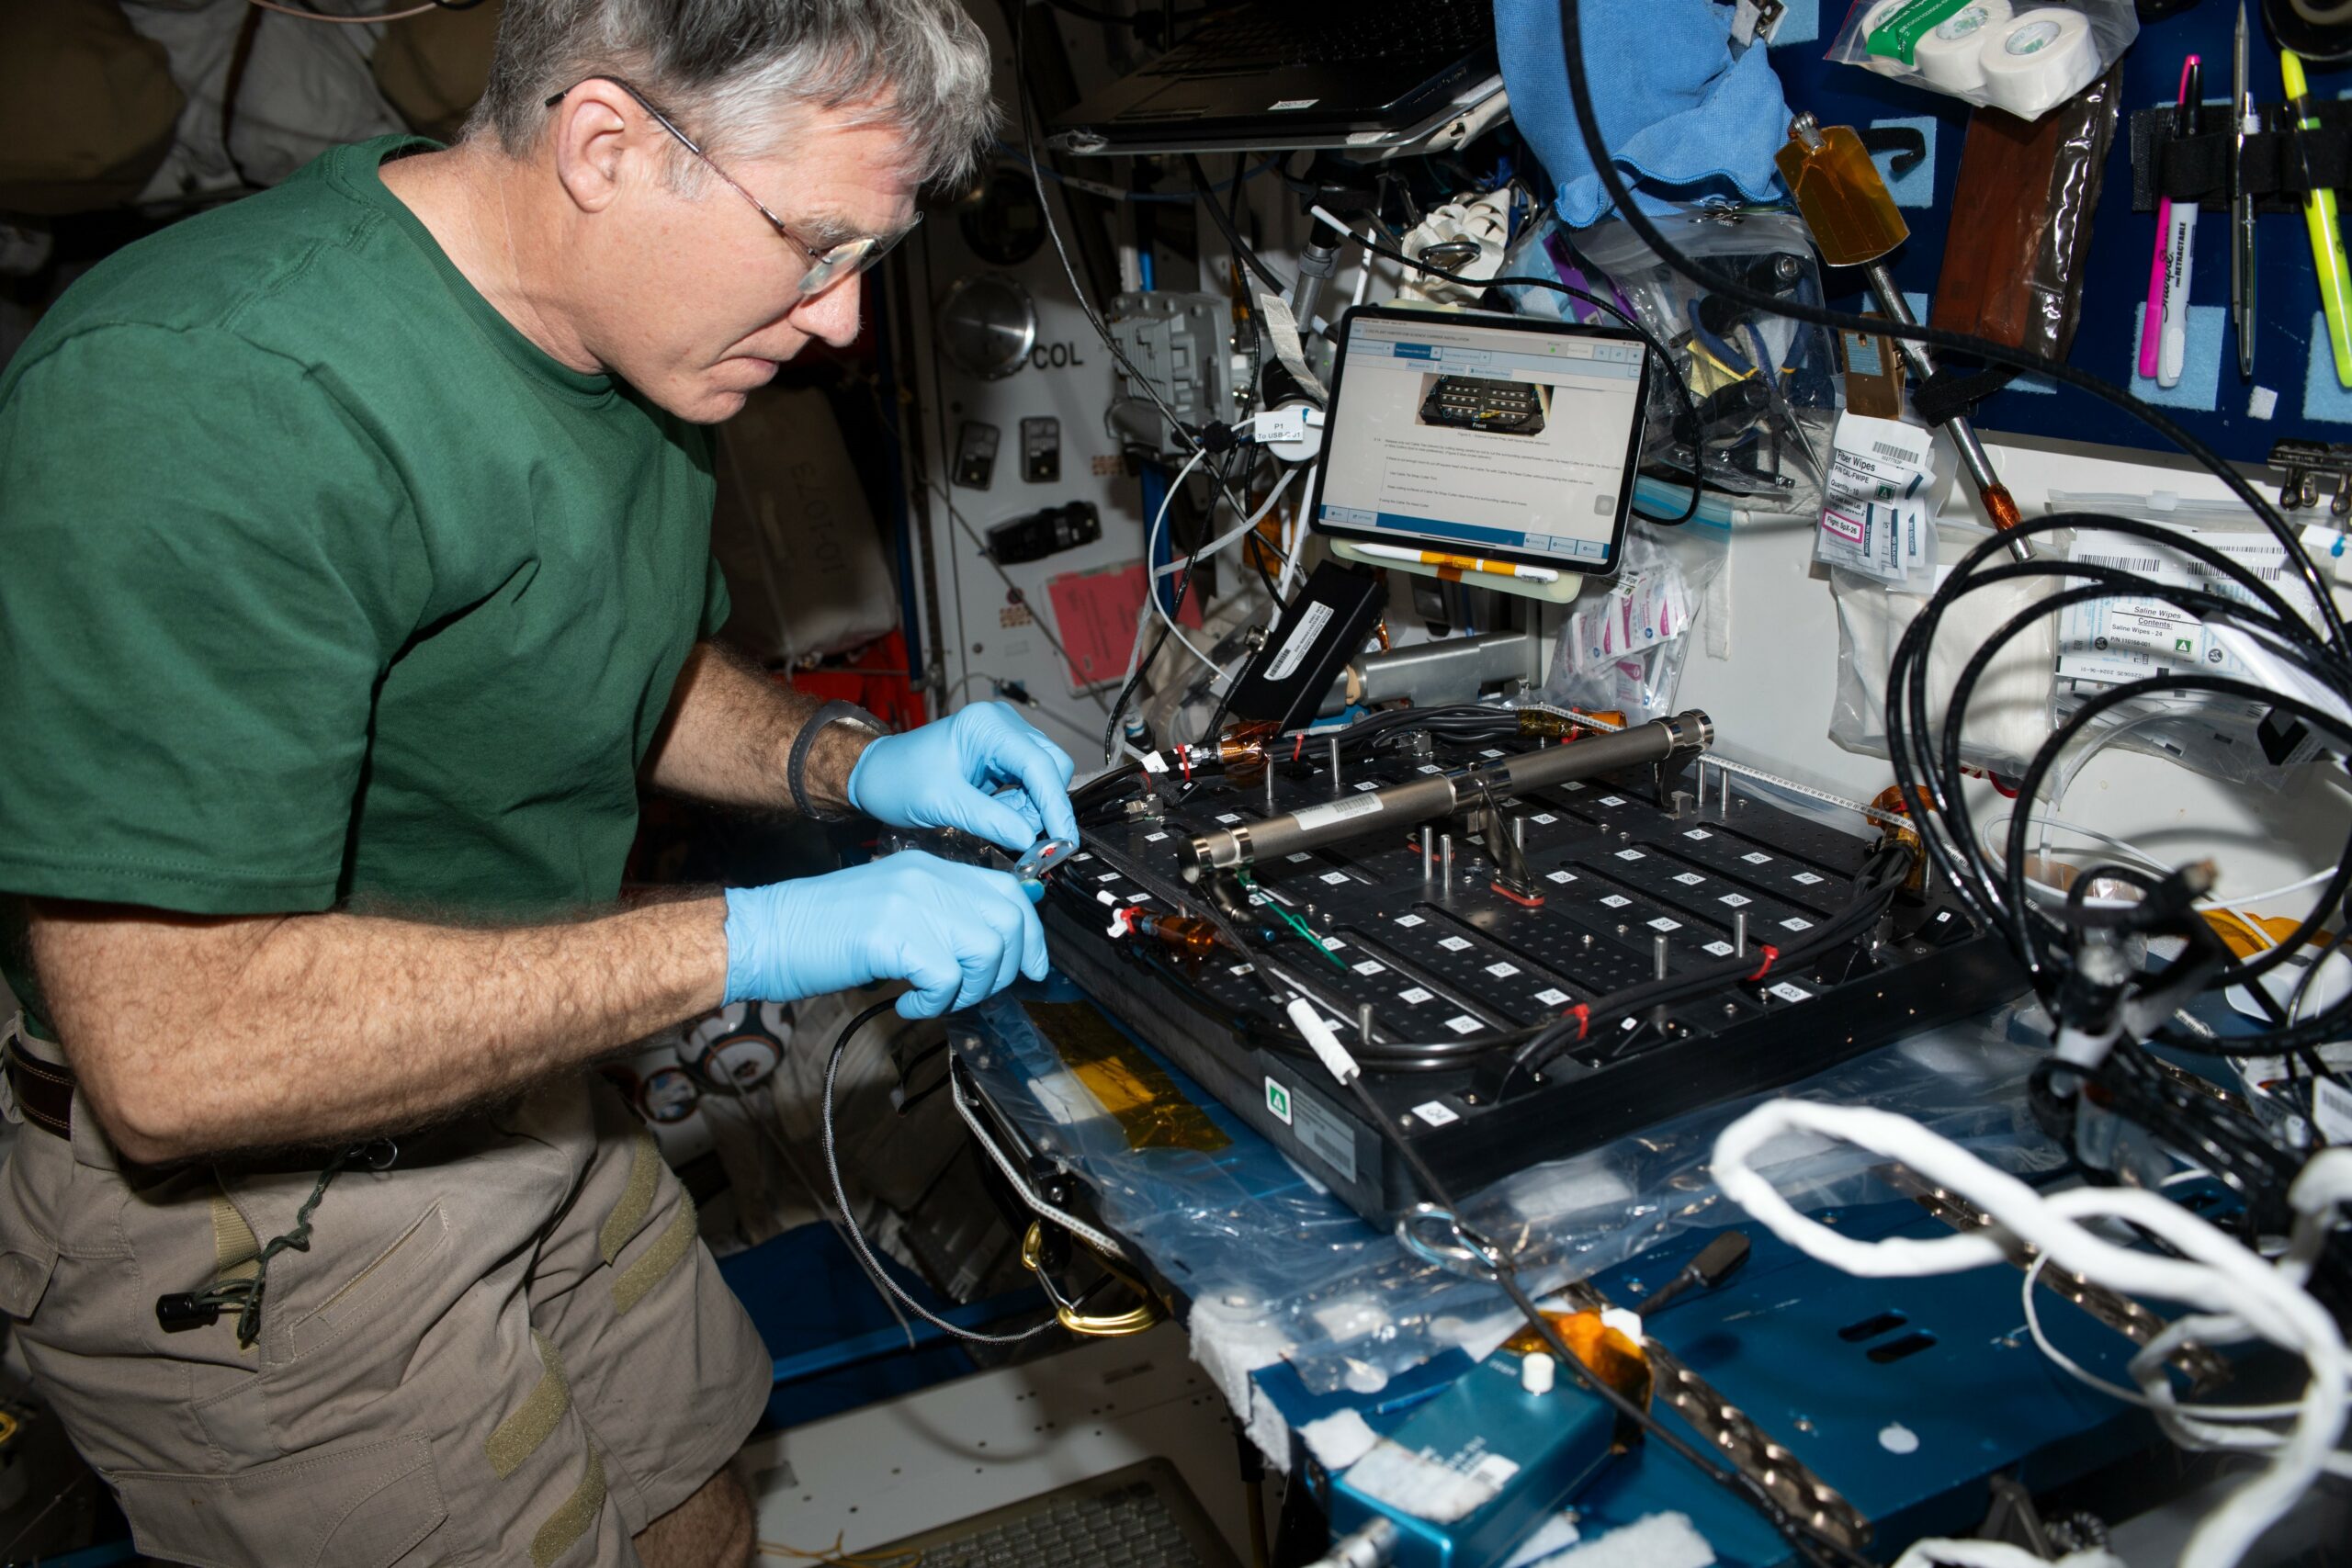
[1317,630,1535,715]
[1860,263,2030,565]
[1184,711,1713,872]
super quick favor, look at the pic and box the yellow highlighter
[2283,50,2352,388]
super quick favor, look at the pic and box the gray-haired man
[0,4,1041,1563]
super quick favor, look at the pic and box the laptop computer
[1047,0,1498,157]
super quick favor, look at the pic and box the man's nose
[789,274,864,350]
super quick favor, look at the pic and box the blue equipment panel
[958,986,2254,1567]
[1760,0,2347,461]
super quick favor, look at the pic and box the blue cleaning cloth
[1498,0,1791,226]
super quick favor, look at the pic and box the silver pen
[2234,4,2258,378]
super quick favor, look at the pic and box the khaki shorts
[0,1028,769,1568]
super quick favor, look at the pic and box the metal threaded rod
[1182,712,1713,873]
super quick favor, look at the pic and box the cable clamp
[1745,945,1781,983]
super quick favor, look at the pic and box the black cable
[1550,0,2343,643]
[1507,844,1912,1086]
[1006,0,1258,529]
[1100,449,1235,761]
[1186,154,1294,296]
[823,998,1058,1346]
[1879,514,2352,1063]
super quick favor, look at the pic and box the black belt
[5,1043,74,1140]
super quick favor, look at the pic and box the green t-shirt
[0,137,729,1033]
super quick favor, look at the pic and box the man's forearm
[28,896,728,1163]
[643,640,871,813]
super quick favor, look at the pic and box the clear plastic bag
[1565,207,1842,519]
[1827,524,2058,778]
[2043,491,2335,789]
[1830,0,2138,121]
[956,987,2058,1414]
[1536,521,1727,723]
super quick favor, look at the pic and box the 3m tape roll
[1915,0,2013,92]
[1978,7,2098,118]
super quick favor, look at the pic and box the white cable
[2019,1255,2312,1421]
[1981,811,2341,913]
[1143,448,1222,679]
[1275,466,1315,604]
[1713,1100,2350,1568]
[822,1005,1056,1346]
[1893,1543,2122,1568]
[1152,466,1300,586]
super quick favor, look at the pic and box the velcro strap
[2131,102,2352,213]
[1913,367,2018,427]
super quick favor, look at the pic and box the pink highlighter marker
[2142,55,2200,381]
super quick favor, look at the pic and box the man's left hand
[847,703,1080,852]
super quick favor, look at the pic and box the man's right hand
[721,852,1049,1019]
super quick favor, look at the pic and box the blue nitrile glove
[846,703,1080,852]
[722,852,1050,1018]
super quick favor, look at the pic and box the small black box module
[1226,562,1384,731]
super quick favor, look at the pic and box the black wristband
[788,700,883,821]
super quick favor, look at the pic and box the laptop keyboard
[1144,1,1495,73]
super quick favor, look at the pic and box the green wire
[1242,874,1351,972]
[185,1145,363,1348]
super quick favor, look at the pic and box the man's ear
[548,79,648,215]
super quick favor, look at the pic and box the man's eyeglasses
[544,77,919,303]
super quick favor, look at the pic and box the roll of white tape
[1915,0,2013,93]
[1977,6,2099,118]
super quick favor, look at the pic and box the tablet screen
[1309,307,1650,574]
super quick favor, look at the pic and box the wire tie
[1746,945,1781,983]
